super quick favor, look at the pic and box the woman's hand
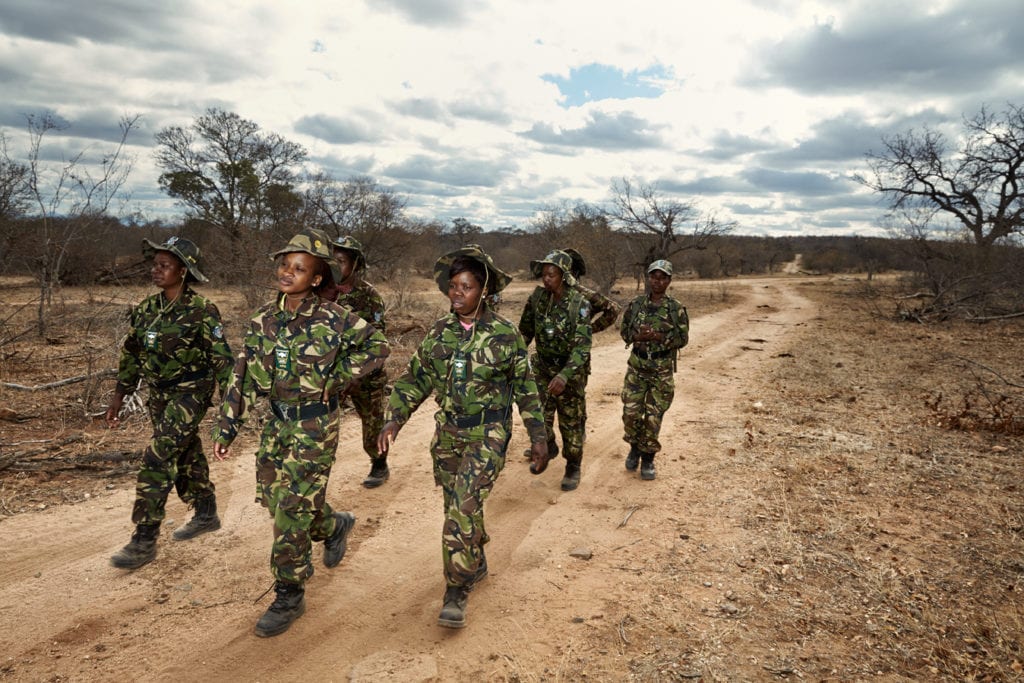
[378,421,400,455]
[547,375,567,397]
[104,391,125,428]
[529,441,551,474]
[213,443,231,461]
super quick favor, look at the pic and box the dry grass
[1,276,1022,681]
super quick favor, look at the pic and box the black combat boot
[561,460,581,491]
[362,457,390,488]
[172,495,221,541]
[254,581,306,637]
[437,585,469,628]
[625,445,640,472]
[640,452,656,481]
[324,511,356,568]
[110,524,160,569]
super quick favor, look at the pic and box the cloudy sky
[1,0,1022,236]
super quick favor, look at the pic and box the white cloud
[0,0,1020,234]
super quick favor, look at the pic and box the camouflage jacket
[620,294,689,359]
[575,283,621,334]
[116,286,233,397]
[331,279,387,335]
[518,285,593,382]
[214,293,390,444]
[385,309,547,443]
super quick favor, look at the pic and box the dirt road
[0,277,816,681]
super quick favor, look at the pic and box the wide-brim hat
[332,235,367,271]
[142,236,208,283]
[563,247,587,277]
[529,249,577,286]
[647,258,673,276]
[272,228,343,283]
[433,245,513,295]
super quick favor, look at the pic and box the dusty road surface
[1,277,817,681]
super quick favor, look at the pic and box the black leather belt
[632,348,672,361]
[449,408,508,428]
[271,396,339,421]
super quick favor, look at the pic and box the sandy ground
[0,277,817,682]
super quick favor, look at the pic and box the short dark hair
[449,255,488,289]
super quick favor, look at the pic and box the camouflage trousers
[131,389,215,526]
[343,369,387,461]
[431,416,510,588]
[621,357,676,454]
[534,356,587,462]
[255,411,342,585]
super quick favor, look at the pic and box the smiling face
[647,269,671,298]
[151,251,187,291]
[448,270,485,319]
[277,251,323,299]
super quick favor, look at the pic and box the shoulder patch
[212,325,224,339]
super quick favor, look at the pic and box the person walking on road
[213,229,389,638]
[620,259,689,480]
[326,235,391,488]
[107,236,233,570]
[518,249,592,491]
[377,245,550,629]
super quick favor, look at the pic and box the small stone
[703,581,713,587]
[720,602,739,614]
[569,547,593,560]
[571,616,585,623]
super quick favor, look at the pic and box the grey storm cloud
[700,131,777,161]
[751,0,1024,95]
[389,98,450,122]
[388,96,512,125]
[295,114,376,144]
[374,0,473,26]
[520,111,665,150]
[0,0,187,49]
[382,154,516,188]
[742,167,854,196]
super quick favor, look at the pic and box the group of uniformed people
[105,231,689,636]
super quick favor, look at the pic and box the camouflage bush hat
[647,259,673,276]
[529,249,577,286]
[332,235,366,270]
[433,245,513,295]
[271,228,343,283]
[142,236,208,283]
[563,248,587,277]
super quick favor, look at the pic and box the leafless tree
[862,104,1024,318]
[607,177,735,268]
[304,173,417,277]
[23,112,139,336]
[861,104,1024,250]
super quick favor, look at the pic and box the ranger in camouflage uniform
[518,249,593,491]
[378,245,550,629]
[107,236,233,571]
[620,259,689,480]
[213,229,389,638]
[327,235,390,488]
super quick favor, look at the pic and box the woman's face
[448,270,484,318]
[151,251,186,290]
[541,264,564,293]
[648,269,671,296]
[277,252,323,297]
[333,248,357,283]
